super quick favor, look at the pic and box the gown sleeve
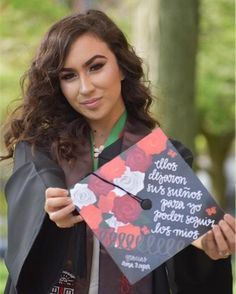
[168,139,232,294]
[4,142,73,294]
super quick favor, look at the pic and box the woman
[1,10,234,294]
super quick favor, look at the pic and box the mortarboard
[69,128,224,284]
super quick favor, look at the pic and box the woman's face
[59,33,125,127]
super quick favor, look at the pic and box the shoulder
[6,141,65,196]
[169,139,194,167]
[124,118,194,167]
[13,141,58,171]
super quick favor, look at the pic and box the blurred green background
[0,0,235,292]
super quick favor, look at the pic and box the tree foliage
[0,0,70,120]
[197,0,234,136]
[196,0,234,207]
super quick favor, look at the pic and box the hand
[200,214,235,260]
[44,187,83,228]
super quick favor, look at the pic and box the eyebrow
[60,54,107,72]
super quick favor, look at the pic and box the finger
[56,217,75,228]
[202,230,220,259]
[203,230,217,251]
[45,197,72,211]
[72,214,84,224]
[224,214,236,233]
[56,214,84,228]
[219,220,235,253]
[45,187,68,199]
[49,203,75,222]
[213,225,230,255]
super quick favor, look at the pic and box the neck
[89,109,125,147]
[91,129,109,147]
[90,113,124,134]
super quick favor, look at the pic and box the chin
[83,113,105,122]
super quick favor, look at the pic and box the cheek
[60,82,78,101]
[96,66,122,93]
[108,74,122,97]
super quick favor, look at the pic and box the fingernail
[224,214,234,221]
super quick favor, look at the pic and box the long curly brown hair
[1,10,158,162]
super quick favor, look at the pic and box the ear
[120,70,125,81]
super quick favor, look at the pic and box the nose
[79,74,95,96]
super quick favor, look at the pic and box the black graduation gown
[4,142,74,294]
[3,125,233,293]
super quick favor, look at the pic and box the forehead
[64,33,114,66]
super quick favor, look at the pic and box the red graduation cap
[69,128,224,284]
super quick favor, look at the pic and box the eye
[90,63,105,72]
[60,72,77,81]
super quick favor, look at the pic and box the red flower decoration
[99,156,126,181]
[167,149,177,158]
[205,206,217,216]
[126,146,152,172]
[137,128,167,155]
[97,191,116,213]
[112,195,142,224]
[88,173,113,196]
[141,225,150,235]
[80,205,102,230]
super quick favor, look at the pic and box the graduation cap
[69,128,224,285]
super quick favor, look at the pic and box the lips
[80,97,102,109]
